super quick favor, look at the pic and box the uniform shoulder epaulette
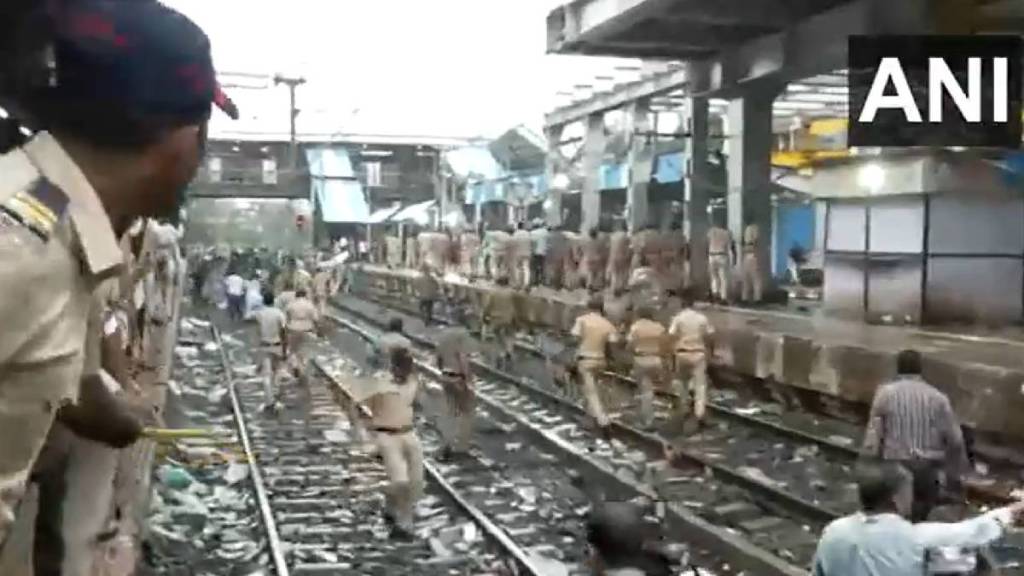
[0,177,70,242]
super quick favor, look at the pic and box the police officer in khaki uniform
[570,297,620,438]
[385,234,403,268]
[435,305,475,459]
[741,219,763,304]
[459,228,480,279]
[284,288,320,385]
[626,306,667,429]
[365,347,424,540]
[706,224,734,303]
[511,222,532,289]
[662,222,689,294]
[482,276,517,370]
[415,264,441,326]
[404,231,419,270]
[667,292,715,427]
[0,0,235,553]
[564,230,583,291]
[545,226,568,290]
[581,228,606,292]
[606,221,631,292]
[312,264,333,316]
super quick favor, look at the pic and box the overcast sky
[164,0,640,141]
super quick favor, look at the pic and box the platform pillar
[726,89,775,290]
[684,96,710,292]
[626,99,654,232]
[581,113,605,233]
[544,124,564,227]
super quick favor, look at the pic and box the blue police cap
[50,0,238,121]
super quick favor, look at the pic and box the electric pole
[273,74,306,170]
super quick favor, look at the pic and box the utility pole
[273,74,306,170]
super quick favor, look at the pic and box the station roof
[547,0,854,60]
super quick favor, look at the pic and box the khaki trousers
[583,260,603,291]
[632,355,663,427]
[259,344,284,403]
[674,352,708,420]
[607,259,630,292]
[490,254,510,281]
[741,253,762,303]
[286,330,314,382]
[708,254,730,301]
[577,358,609,427]
[544,256,564,290]
[375,431,424,531]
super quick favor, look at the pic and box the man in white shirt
[813,460,1024,576]
[254,292,287,406]
[224,270,246,322]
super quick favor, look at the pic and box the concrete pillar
[544,125,564,226]
[581,113,605,233]
[726,89,775,288]
[626,99,654,232]
[684,97,710,291]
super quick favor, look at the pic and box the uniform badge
[0,178,69,242]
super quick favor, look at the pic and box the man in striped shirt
[862,350,968,522]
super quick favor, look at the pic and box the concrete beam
[545,0,959,128]
[581,114,605,233]
[547,0,678,54]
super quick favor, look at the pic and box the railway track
[325,303,810,574]
[345,288,1015,509]
[211,322,565,575]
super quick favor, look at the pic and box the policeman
[385,233,403,269]
[459,227,480,279]
[564,229,583,291]
[706,223,734,303]
[511,221,532,289]
[663,222,689,294]
[284,288,319,385]
[435,304,475,460]
[482,276,517,371]
[630,224,654,274]
[529,220,548,288]
[741,218,763,304]
[545,225,568,290]
[0,0,235,551]
[292,260,313,294]
[581,227,606,292]
[484,225,510,281]
[415,263,440,326]
[365,347,424,540]
[667,291,715,428]
[570,296,619,438]
[606,220,631,292]
[626,306,667,429]
[370,317,413,370]
[312,263,333,316]
[404,229,419,270]
[32,289,146,576]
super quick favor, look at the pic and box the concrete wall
[183,198,312,252]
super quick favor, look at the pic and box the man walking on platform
[741,218,763,304]
[667,292,714,429]
[571,296,620,439]
[862,349,969,522]
[606,221,631,293]
[706,224,734,303]
[511,221,532,289]
[415,264,441,326]
[530,220,548,288]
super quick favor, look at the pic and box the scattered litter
[224,463,249,485]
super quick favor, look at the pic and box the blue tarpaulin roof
[445,146,503,180]
[654,153,684,184]
[306,147,371,223]
[600,163,628,189]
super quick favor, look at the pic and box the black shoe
[438,446,454,462]
[382,510,395,527]
[600,425,614,442]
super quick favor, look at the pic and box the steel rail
[330,301,842,522]
[327,309,808,576]
[349,291,1013,507]
[211,324,291,576]
[310,358,551,576]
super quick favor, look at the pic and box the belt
[675,349,706,354]
[260,341,281,347]
[441,369,467,377]
[373,425,413,434]
[709,252,727,256]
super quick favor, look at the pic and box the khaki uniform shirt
[256,306,286,345]
[707,227,732,255]
[285,297,319,332]
[368,375,420,429]
[312,270,332,298]
[608,231,630,263]
[511,230,532,261]
[581,235,605,265]
[743,224,760,248]
[571,312,619,360]
[627,318,666,357]
[486,230,510,258]
[668,308,714,353]
[0,133,121,543]
[483,286,517,326]
[436,325,473,375]
[415,272,440,300]
[460,232,479,261]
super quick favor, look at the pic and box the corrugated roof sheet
[306,147,371,223]
[445,146,503,180]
